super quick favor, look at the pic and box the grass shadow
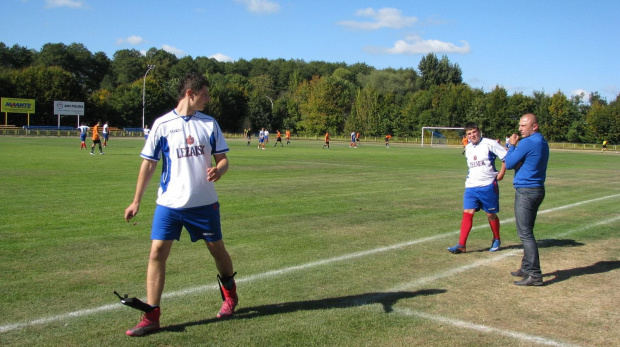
[468,238,585,253]
[162,289,446,333]
[543,260,620,285]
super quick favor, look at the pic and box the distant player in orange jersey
[90,121,104,155]
[274,130,283,147]
[385,134,392,148]
[285,129,291,145]
[322,132,330,149]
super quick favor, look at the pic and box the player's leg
[481,181,501,251]
[184,203,238,318]
[127,206,182,336]
[448,209,475,254]
[146,240,174,306]
[207,239,238,318]
[126,239,173,336]
[449,188,477,253]
[487,213,501,251]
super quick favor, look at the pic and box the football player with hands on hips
[448,122,507,254]
[123,72,238,336]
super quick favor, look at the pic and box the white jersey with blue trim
[141,110,229,209]
[465,137,507,188]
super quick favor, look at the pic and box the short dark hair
[177,72,210,100]
[464,122,479,131]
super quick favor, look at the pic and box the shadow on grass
[162,289,446,333]
[468,238,585,253]
[543,260,620,285]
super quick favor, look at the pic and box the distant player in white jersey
[349,131,356,148]
[77,123,89,149]
[258,127,266,149]
[124,72,238,336]
[143,125,150,140]
[448,122,507,254]
[102,121,109,147]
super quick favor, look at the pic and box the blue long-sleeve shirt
[505,132,549,188]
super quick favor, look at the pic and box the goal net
[421,127,465,147]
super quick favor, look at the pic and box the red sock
[489,217,500,240]
[458,212,474,246]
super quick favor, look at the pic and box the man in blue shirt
[505,114,549,286]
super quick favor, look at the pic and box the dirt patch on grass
[410,238,619,346]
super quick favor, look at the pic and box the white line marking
[1,194,619,335]
[387,215,620,346]
[392,307,582,347]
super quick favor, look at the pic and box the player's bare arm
[496,161,506,181]
[124,159,158,222]
[207,153,228,182]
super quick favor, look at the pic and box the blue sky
[2,0,619,101]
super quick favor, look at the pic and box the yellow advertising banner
[1,97,36,113]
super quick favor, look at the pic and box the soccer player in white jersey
[102,121,109,147]
[124,73,238,336]
[448,122,507,254]
[258,127,266,149]
[77,123,89,149]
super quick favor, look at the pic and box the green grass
[0,136,619,346]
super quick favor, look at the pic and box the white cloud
[45,0,87,9]
[235,0,280,14]
[571,89,590,99]
[162,45,186,57]
[338,8,417,31]
[366,35,470,55]
[116,35,146,46]
[209,53,234,62]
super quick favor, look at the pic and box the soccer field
[0,136,619,346]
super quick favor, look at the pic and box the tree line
[1,41,618,143]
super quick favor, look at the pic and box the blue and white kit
[141,110,229,209]
[464,138,507,188]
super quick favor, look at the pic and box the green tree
[418,53,462,90]
[547,91,575,141]
[297,75,351,135]
[0,43,35,69]
[9,65,82,125]
[110,49,145,85]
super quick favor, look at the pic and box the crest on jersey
[186,135,195,145]
[473,155,477,160]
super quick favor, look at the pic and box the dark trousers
[514,187,545,277]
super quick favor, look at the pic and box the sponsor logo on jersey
[176,145,206,158]
[469,159,486,168]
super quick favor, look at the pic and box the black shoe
[514,275,543,286]
[510,269,529,277]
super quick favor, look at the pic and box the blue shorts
[80,133,87,141]
[151,203,222,242]
[463,181,500,214]
[103,133,109,140]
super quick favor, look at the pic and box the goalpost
[421,127,465,147]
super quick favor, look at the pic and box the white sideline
[392,308,582,347]
[384,216,620,347]
[1,194,619,338]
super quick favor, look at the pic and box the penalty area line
[1,194,619,334]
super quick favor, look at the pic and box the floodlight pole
[142,64,156,129]
[263,95,273,110]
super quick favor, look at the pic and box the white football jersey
[141,110,229,209]
[465,138,507,188]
